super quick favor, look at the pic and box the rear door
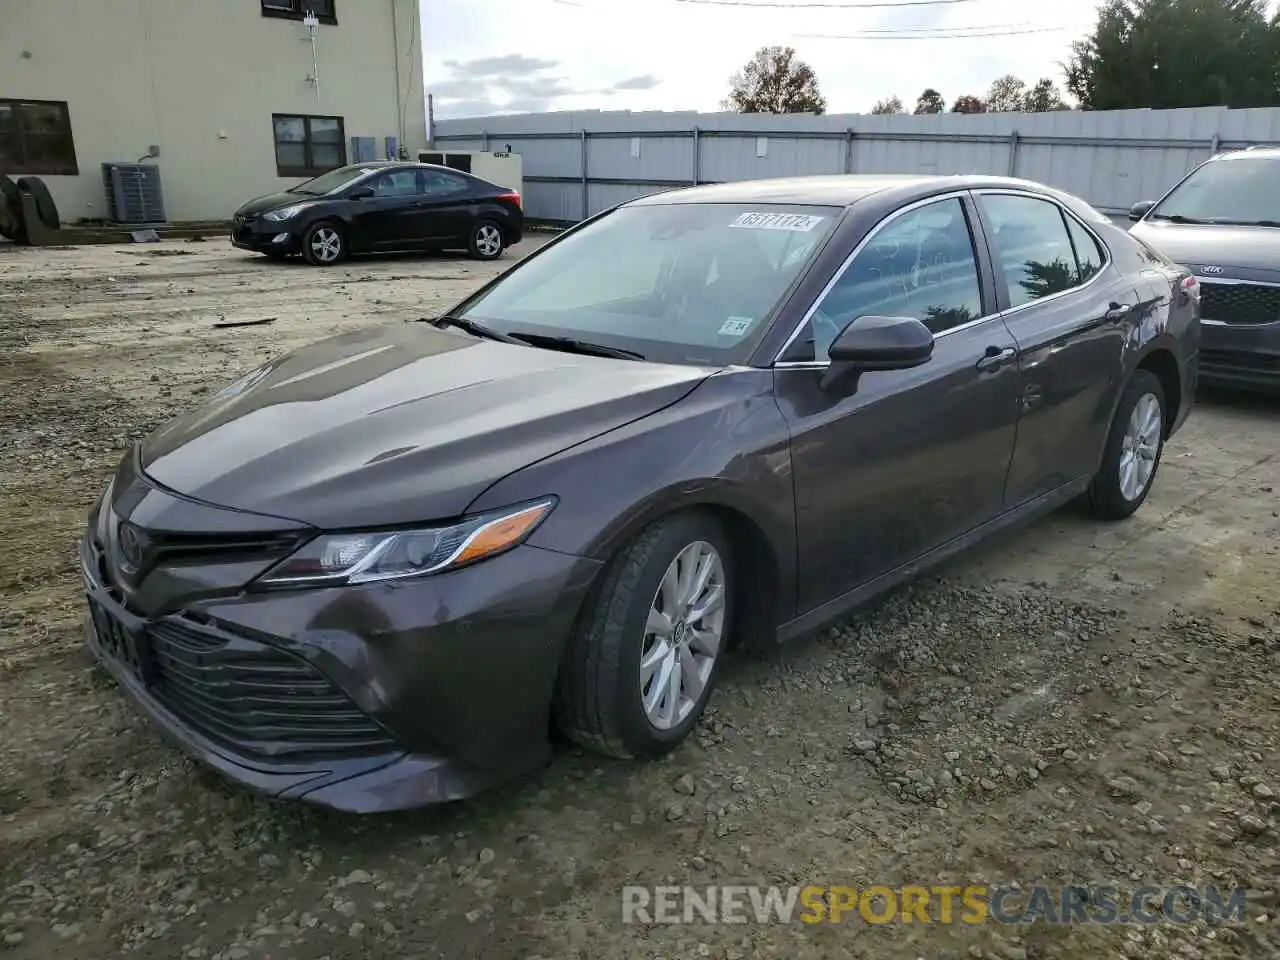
[414,169,476,244]
[972,190,1141,507]
[772,193,1022,613]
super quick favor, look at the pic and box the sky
[421,0,1104,121]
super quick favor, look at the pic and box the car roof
[627,174,1094,211]
[345,161,465,173]
[1214,146,1280,161]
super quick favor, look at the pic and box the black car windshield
[1149,157,1280,225]
[290,166,372,196]
[454,202,841,365]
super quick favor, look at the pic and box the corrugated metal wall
[433,106,1280,224]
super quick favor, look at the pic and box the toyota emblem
[118,522,143,571]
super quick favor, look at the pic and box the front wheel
[468,220,505,261]
[302,221,346,266]
[554,511,733,759]
[1085,369,1167,520]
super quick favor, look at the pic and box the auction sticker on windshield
[729,212,827,232]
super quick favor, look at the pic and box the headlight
[263,203,313,222]
[255,498,556,588]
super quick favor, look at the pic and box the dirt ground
[0,236,1277,960]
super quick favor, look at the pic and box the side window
[786,197,984,362]
[1065,216,1106,283]
[371,170,419,197]
[420,171,469,197]
[979,194,1080,309]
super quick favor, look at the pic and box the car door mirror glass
[348,186,375,200]
[1129,200,1155,221]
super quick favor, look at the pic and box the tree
[870,96,904,115]
[722,46,827,114]
[1065,0,1280,110]
[1023,77,1070,112]
[986,74,1028,112]
[914,88,946,114]
[951,94,987,114]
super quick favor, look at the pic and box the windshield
[455,202,840,365]
[1149,157,1280,225]
[291,166,371,196]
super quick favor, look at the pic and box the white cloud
[421,0,1100,119]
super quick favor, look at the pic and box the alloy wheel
[309,227,342,263]
[639,540,726,731]
[475,224,502,258]
[1118,392,1162,501]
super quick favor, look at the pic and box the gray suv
[1129,146,1280,393]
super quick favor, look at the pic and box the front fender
[465,368,799,627]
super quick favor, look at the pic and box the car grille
[1201,348,1280,374]
[145,617,397,763]
[1199,281,1280,326]
[84,532,397,765]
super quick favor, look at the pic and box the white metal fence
[432,105,1280,224]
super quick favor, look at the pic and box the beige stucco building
[1,0,427,223]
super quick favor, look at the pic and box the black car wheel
[16,177,60,229]
[1086,369,1167,521]
[468,220,505,260]
[302,221,346,266]
[555,511,733,759]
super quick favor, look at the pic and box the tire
[1085,369,1167,521]
[16,177,59,229]
[468,219,505,260]
[554,511,734,759]
[301,220,346,266]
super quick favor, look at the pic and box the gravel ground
[0,237,1277,960]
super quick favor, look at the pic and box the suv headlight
[255,498,556,588]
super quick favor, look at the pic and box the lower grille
[1200,281,1280,326]
[143,617,397,763]
[1201,348,1280,373]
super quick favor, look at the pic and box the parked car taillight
[497,191,521,209]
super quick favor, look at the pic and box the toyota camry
[81,174,1199,812]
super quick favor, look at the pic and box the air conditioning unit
[418,150,522,197]
[101,163,167,224]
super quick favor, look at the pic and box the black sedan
[230,161,523,265]
[83,174,1199,812]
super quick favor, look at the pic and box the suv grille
[1199,281,1280,326]
[146,617,397,763]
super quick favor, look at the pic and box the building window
[0,99,79,176]
[273,114,346,177]
[261,0,337,25]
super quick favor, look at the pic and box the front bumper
[1197,320,1280,394]
[230,215,301,254]
[81,533,601,812]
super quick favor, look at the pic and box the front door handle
[1105,302,1134,321]
[975,345,1016,372]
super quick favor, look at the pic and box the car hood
[234,191,315,217]
[140,324,718,529]
[1131,219,1280,274]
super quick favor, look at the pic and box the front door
[773,194,1022,614]
[348,169,423,249]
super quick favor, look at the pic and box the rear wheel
[554,511,733,759]
[302,221,346,266]
[16,177,59,229]
[468,220,504,260]
[1085,369,1167,520]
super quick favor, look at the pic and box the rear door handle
[975,345,1017,372]
[1105,302,1134,321]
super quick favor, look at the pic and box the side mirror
[1128,200,1155,222]
[348,186,376,200]
[819,315,934,395]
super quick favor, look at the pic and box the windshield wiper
[1149,214,1207,224]
[506,332,646,361]
[420,314,524,345]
